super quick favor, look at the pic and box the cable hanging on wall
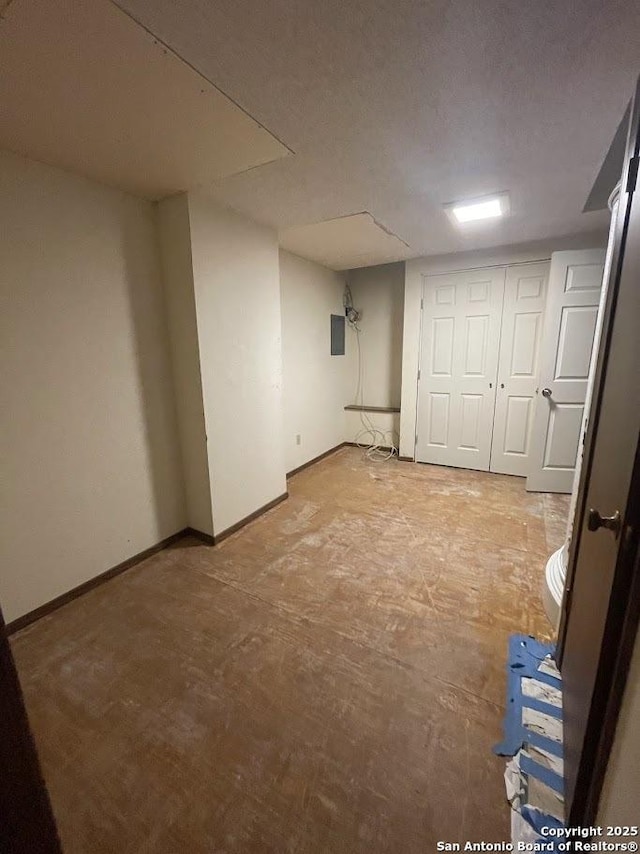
[344,282,398,462]
[343,283,361,330]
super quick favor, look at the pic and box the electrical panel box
[330,314,345,355]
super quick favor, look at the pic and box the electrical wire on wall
[343,283,360,329]
[344,283,398,462]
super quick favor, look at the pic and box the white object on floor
[522,707,563,743]
[527,775,564,822]
[505,754,525,808]
[506,749,565,833]
[525,744,564,778]
[543,544,567,627]
[538,655,561,680]
[522,676,563,708]
[511,808,546,849]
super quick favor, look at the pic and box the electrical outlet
[296,434,301,445]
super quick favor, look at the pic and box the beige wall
[344,262,404,448]
[279,250,348,473]
[157,194,213,535]
[348,263,404,409]
[187,193,287,535]
[0,151,186,622]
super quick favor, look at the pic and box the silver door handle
[587,508,621,538]
[541,388,552,398]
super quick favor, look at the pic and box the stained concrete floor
[11,448,568,853]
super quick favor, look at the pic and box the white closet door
[526,249,606,493]
[415,267,506,471]
[490,262,550,476]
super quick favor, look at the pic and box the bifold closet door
[415,267,506,471]
[489,262,550,476]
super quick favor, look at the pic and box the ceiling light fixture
[445,192,510,225]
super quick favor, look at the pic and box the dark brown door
[0,607,63,853]
[559,76,640,824]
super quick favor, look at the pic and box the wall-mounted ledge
[344,404,401,414]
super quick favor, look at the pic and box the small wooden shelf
[344,404,400,414]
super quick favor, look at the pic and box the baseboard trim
[184,527,215,546]
[6,529,190,636]
[344,404,400,414]
[286,443,346,479]
[6,491,292,635]
[343,441,396,452]
[213,492,289,544]
[398,455,414,462]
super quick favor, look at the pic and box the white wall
[0,151,186,622]
[279,250,348,473]
[344,262,404,447]
[187,193,287,535]
[598,627,640,824]
[400,234,608,459]
[348,263,404,408]
[157,194,213,535]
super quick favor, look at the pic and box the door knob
[587,508,621,538]
[541,388,552,398]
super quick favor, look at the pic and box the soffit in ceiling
[0,0,290,200]
[279,213,412,271]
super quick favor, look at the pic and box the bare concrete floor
[11,448,569,853]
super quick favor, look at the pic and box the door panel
[503,396,533,455]
[564,262,606,291]
[526,249,606,492]
[490,262,549,476]
[428,393,449,445]
[464,315,489,374]
[560,77,640,821]
[431,317,454,374]
[555,306,598,379]
[416,267,505,470]
[511,313,541,375]
[460,394,482,449]
[543,404,584,468]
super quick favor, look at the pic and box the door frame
[1,605,63,852]
[562,441,640,824]
[556,76,640,825]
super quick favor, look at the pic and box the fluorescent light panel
[445,193,509,225]
[453,198,502,222]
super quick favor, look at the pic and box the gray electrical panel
[330,314,345,355]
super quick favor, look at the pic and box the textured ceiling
[114,0,638,265]
[3,0,635,265]
[0,0,289,199]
